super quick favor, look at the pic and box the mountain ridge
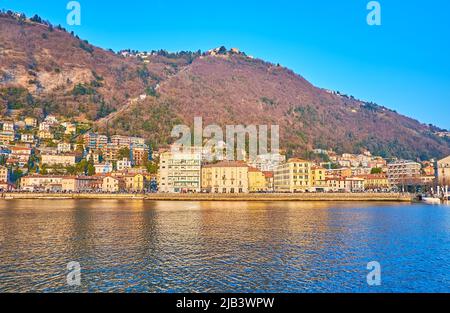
[1,10,450,160]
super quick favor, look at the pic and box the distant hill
[1,11,450,160]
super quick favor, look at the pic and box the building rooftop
[203,161,249,168]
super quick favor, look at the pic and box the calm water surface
[0,200,449,292]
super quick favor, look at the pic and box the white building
[94,163,113,174]
[21,133,35,143]
[387,160,421,186]
[39,122,50,131]
[248,153,286,172]
[41,153,76,166]
[2,121,14,132]
[117,158,132,171]
[44,115,59,125]
[158,150,201,193]
[57,142,72,153]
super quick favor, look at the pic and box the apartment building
[273,158,312,192]
[41,153,76,166]
[201,161,249,193]
[24,117,37,128]
[326,176,365,192]
[37,130,53,139]
[158,151,201,193]
[0,165,8,183]
[117,158,132,171]
[57,142,72,153]
[38,122,50,131]
[437,155,450,187]
[248,167,267,192]
[248,153,286,172]
[20,175,94,192]
[20,133,34,143]
[387,161,421,186]
[325,177,347,192]
[0,130,14,144]
[326,167,352,178]
[311,166,327,191]
[102,176,125,193]
[63,123,76,135]
[122,174,145,192]
[131,144,148,166]
[263,171,274,191]
[94,162,113,174]
[111,135,145,147]
[358,173,390,191]
[7,146,32,167]
[2,121,14,132]
[83,132,108,149]
[346,177,365,192]
[101,143,119,162]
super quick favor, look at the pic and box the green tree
[87,164,95,176]
[371,168,383,174]
[0,155,6,166]
[65,165,77,175]
[118,147,130,160]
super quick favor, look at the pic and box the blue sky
[2,0,450,129]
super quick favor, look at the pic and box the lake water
[0,200,449,292]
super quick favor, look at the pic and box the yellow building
[64,123,77,135]
[38,130,54,140]
[326,176,365,192]
[326,167,352,178]
[326,176,347,192]
[263,171,274,191]
[24,117,37,128]
[248,167,267,192]
[273,158,313,192]
[102,176,125,193]
[358,174,390,191]
[202,161,249,193]
[0,165,8,182]
[311,166,327,191]
[0,131,14,144]
[122,174,145,192]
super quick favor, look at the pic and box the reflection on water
[0,200,449,292]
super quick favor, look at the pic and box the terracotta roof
[9,146,31,151]
[263,171,273,178]
[356,174,387,179]
[248,166,262,173]
[287,158,308,163]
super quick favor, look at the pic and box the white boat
[422,197,441,204]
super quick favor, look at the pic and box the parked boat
[421,196,441,204]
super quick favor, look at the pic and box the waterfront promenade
[0,192,413,202]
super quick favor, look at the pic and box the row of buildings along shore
[158,150,449,194]
[1,116,450,193]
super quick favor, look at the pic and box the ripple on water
[0,200,449,292]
